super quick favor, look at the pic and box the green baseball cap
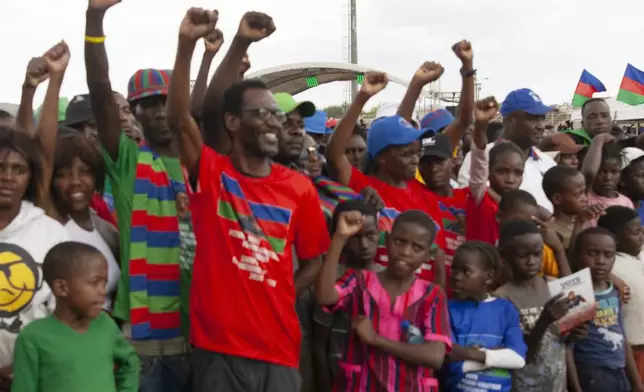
[273,93,316,118]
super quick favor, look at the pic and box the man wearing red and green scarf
[85,0,193,390]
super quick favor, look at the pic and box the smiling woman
[0,126,69,372]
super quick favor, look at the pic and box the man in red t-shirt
[166,12,330,392]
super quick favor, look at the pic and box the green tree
[323,105,345,118]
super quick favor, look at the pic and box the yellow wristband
[85,35,106,44]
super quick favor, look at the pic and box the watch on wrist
[460,68,477,78]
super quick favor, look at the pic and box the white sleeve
[461,348,525,373]
[457,150,473,187]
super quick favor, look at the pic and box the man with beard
[458,88,557,212]
[84,0,194,390]
[166,9,330,392]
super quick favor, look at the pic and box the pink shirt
[329,270,451,392]
[584,191,635,228]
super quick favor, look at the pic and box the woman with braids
[19,43,120,314]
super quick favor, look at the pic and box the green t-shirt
[11,313,139,392]
[101,134,194,337]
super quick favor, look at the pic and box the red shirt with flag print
[417,184,468,295]
[348,167,445,281]
[188,146,330,368]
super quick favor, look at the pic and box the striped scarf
[312,176,393,250]
[129,145,183,340]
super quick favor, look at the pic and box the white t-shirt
[64,219,120,311]
[611,251,644,345]
[0,202,69,366]
[458,142,556,212]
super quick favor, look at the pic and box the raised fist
[474,97,499,123]
[360,72,389,97]
[452,40,473,63]
[204,29,224,53]
[43,41,71,76]
[335,211,365,238]
[24,57,49,88]
[413,61,444,85]
[88,0,120,10]
[179,8,218,42]
[237,12,276,42]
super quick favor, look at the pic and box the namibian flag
[217,173,293,254]
[617,64,644,106]
[572,69,606,107]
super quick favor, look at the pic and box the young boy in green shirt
[11,242,139,392]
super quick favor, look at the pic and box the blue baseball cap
[367,115,424,157]
[500,88,553,116]
[419,109,454,134]
[304,110,332,135]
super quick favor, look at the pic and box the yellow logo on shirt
[0,243,40,318]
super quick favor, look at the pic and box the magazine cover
[547,268,597,333]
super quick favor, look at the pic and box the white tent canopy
[570,97,644,122]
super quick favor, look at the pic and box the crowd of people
[2,1,644,392]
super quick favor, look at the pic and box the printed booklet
[547,268,597,333]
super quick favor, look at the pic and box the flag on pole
[616,64,644,106]
[572,70,606,107]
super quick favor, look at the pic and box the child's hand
[576,204,607,224]
[564,322,589,343]
[474,97,499,124]
[532,215,563,251]
[611,274,631,304]
[352,316,378,345]
[449,344,485,363]
[593,133,616,145]
[542,292,572,324]
[335,211,365,238]
[360,186,385,211]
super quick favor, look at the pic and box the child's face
[497,203,538,226]
[65,255,108,319]
[344,214,379,268]
[451,250,493,300]
[554,172,588,214]
[577,234,616,283]
[489,152,524,194]
[617,217,644,256]
[622,160,644,200]
[502,233,543,280]
[593,158,621,196]
[385,221,433,279]
[557,153,579,169]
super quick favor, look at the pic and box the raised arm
[36,42,71,216]
[396,62,445,123]
[201,12,275,154]
[85,0,123,161]
[325,72,389,185]
[189,30,223,121]
[469,97,499,204]
[17,58,49,136]
[580,133,614,191]
[167,8,219,178]
[441,40,475,150]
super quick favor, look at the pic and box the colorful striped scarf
[312,176,394,252]
[129,145,183,340]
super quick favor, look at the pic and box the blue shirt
[574,285,626,369]
[446,297,527,392]
[636,201,644,223]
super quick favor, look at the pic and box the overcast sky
[1,0,643,111]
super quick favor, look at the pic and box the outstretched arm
[189,30,223,122]
[326,72,389,185]
[201,12,275,153]
[85,0,123,161]
[396,61,444,124]
[441,40,475,151]
[167,8,219,179]
[17,58,49,136]
[35,42,71,217]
